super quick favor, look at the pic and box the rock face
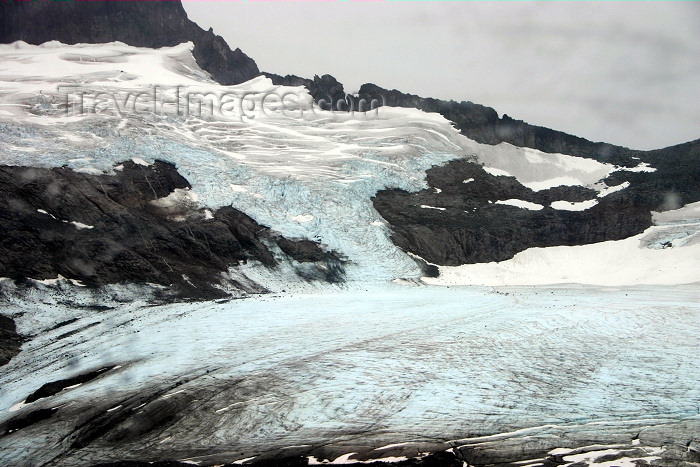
[0,314,21,367]
[0,161,344,299]
[0,1,259,85]
[265,72,348,110]
[373,139,700,266]
[373,160,648,265]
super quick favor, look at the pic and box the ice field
[1,284,699,465]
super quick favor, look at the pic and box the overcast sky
[184,2,699,151]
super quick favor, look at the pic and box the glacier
[1,41,699,467]
[0,284,699,465]
[3,40,691,288]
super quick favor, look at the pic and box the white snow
[494,199,544,210]
[229,184,248,193]
[36,209,94,229]
[73,167,103,175]
[150,188,198,209]
[309,453,410,465]
[288,214,315,223]
[131,157,150,166]
[616,162,656,173]
[70,221,94,230]
[423,222,700,287]
[36,209,56,219]
[476,144,616,192]
[462,178,474,184]
[29,275,85,287]
[555,445,664,467]
[231,457,257,465]
[550,199,599,211]
[597,181,630,197]
[420,205,446,211]
[9,401,30,413]
[652,200,700,225]
[376,442,415,450]
[482,166,512,177]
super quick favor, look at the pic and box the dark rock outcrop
[373,160,651,266]
[265,72,348,111]
[0,1,259,85]
[25,366,115,404]
[0,314,22,366]
[373,138,700,266]
[0,160,344,299]
[1,408,58,437]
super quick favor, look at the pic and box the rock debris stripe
[0,314,22,366]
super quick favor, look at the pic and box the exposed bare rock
[0,161,345,299]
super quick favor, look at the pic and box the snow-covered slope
[0,41,696,288]
[423,201,700,287]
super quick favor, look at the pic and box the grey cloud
[183,2,699,150]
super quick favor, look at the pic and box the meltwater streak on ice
[0,41,633,286]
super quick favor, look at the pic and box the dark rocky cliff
[0,161,344,299]
[372,139,700,267]
[0,314,21,367]
[0,0,259,85]
[265,72,348,111]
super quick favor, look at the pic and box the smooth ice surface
[0,285,698,465]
